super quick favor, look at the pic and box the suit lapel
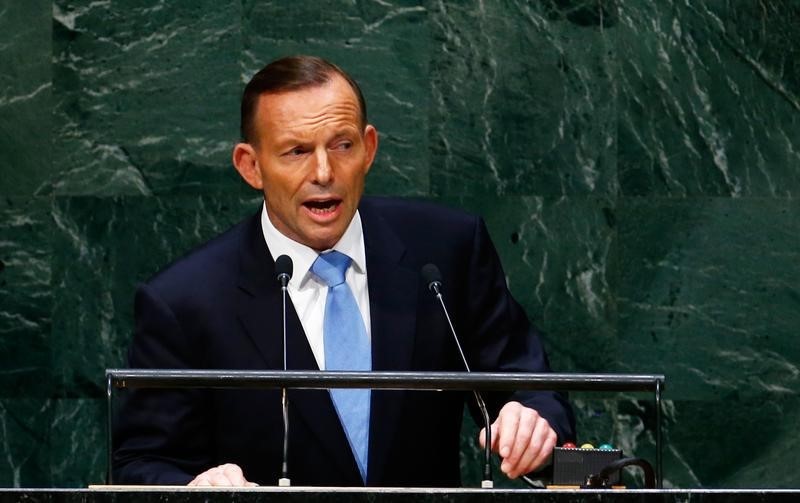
[360,201,419,485]
[235,212,361,483]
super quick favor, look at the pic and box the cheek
[263,171,303,199]
[340,158,368,181]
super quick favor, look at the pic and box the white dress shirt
[260,202,371,370]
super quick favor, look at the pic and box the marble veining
[0,0,798,489]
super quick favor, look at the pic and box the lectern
[106,370,665,488]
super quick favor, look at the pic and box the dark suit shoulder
[359,196,481,245]
[361,196,478,224]
[144,213,257,302]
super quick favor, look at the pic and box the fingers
[187,463,256,487]
[532,427,557,472]
[477,425,499,451]
[509,417,556,478]
[481,401,522,457]
[478,402,521,454]
[501,405,535,475]
[478,401,558,479]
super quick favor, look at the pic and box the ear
[362,124,378,175]
[232,142,264,190]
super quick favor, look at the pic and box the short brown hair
[240,55,367,144]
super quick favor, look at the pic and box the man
[113,55,575,487]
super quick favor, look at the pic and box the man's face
[235,75,377,251]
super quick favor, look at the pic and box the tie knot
[311,250,352,287]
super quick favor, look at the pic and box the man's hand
[187,463,258,487]
[478,401,557,479]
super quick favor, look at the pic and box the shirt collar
[260,201,366,286]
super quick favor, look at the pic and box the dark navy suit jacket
[112,197,575,487]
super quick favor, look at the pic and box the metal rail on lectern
[105,370,666,488]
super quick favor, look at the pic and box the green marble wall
[1,0,798,489]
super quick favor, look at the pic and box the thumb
[477,421,499,450]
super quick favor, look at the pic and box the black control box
[552,447,623,486]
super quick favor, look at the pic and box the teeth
[306,201,338,214]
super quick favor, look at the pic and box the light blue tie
[311,251,371,482]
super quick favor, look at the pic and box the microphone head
[275,254,293,282]
[421,263,442,293]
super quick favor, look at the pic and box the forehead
[254,76,362,140]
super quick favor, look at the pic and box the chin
[306,235,339,252]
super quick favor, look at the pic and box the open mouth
[303,199,341,215]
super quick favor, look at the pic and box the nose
[312,148,332,185]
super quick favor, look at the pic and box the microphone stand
[276,256,293,487]
[278,278,290,487]
[424,265,493,488]
[433,289,494,488]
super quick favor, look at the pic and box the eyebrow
[272,126,360,148]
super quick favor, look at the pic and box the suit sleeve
[463,217,576,444]
[112,283,212,484]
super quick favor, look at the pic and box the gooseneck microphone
[421,264,494,488]
[274,255,293,487]
[276,255,292,290]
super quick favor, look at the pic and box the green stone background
[1,0,798,489]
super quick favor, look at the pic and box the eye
[284,146,308,157]
[333,140,353,151]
